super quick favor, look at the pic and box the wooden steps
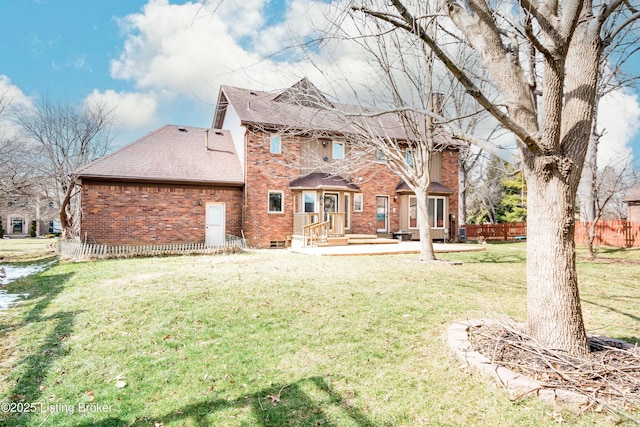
[293,233,403,248]
[346,234,398,245]
[317,236,349,247]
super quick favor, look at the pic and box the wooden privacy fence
[574,220,640,248]
[465,222,527,241]
[465,220,640,248]
[59,236,247,261]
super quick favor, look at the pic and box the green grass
[0,241,638,426]
[0,238,58,263]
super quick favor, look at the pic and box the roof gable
[77,125,243,185]
[273,78,334,109]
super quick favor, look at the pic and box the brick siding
[441,149,460,237]
[243,130,461,247]
[80,137,460,248]
[80,180,243,245]
[243,130,301,248]
[349,164,401,235]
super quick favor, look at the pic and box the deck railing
[302,221,330,247]
[293,213,321,235]
[295,212,346,247]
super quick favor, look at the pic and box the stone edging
[447,320,589,404]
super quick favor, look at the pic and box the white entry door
[205,203,226,246]
[376,196,389,233]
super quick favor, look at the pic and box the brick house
[212,78,459,248]
[77,125,244,245]
[0,199,59,238]
[78,79,459,248]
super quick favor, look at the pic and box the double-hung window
[268,191,284,213]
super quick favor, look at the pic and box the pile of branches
[469,322,640,418]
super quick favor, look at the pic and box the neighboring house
[1,197,59,238]
[622,183,640,222]
[78,79,459,248]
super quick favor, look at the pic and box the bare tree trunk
[458,156,467,228]
[414,187,436,261]
[59,182,76,240]
[587,221,597,258]
[525,172,588,354]
[585,112,601,258]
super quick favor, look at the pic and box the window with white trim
[409,196,418,228]
[332,141,345,160]
[344,193,351,229]
[354,193,363,212]
[406,149,414,167]
[303,192,316,213]
[270,135,282,154]
[429,197,445,228]
[268,191,284,213]
[409,196,446,228]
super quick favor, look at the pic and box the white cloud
[110,0,281,99]
[85,89,158,130]
[597,89,640,166]
[0,75,33,138]
[108,0,371,101]
[216,0,268,40]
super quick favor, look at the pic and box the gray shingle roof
[77,125,243,186]
[396,180,455,195]
[214,80,454,145]
[289,172,360,191]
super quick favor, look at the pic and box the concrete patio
[288,241,486,256]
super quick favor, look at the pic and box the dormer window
[270,135,282,154]
[332,141,345,160]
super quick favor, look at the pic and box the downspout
[242,126,248,243]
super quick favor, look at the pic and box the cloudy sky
[1,0,639,166]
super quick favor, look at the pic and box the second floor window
[406,149,414,167]
[270,135,282,154]
[332,141,344,160]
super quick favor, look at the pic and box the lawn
[0,240,638,426]
[0,238,58,263]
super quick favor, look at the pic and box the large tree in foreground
[356,0,640,355]
[16,99,114,239]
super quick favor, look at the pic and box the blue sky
[1,0,639,166]
[0,1,150,104]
